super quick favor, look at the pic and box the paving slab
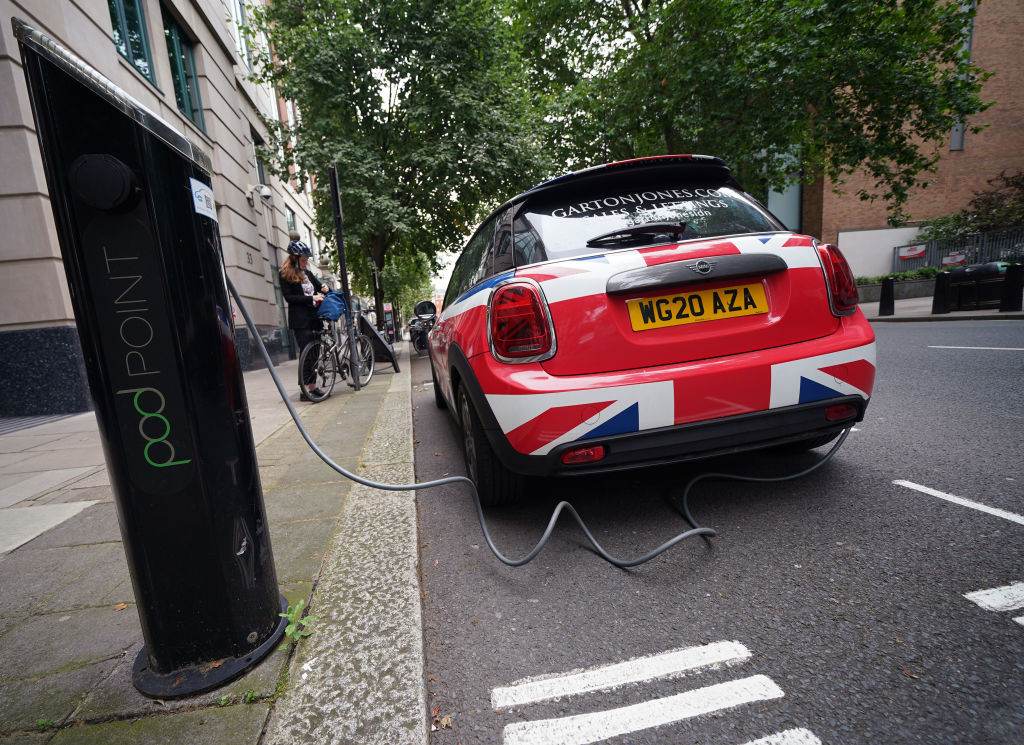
[0,604,139,684]
[0,502,97,555]
[0,468,96,509]
[30,484,115,505]
[48,702,271,745]
[269,518,338,585]
[0,433,63,453]
[0,656,119,733]
[0,542,129,617]
[20,503,121,550]
[0,446,106,475]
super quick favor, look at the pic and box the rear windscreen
[513,169,782,265]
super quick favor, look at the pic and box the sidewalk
[0,345,426,744]
[860,296,1024,322]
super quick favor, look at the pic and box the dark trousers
[295,328,319,386]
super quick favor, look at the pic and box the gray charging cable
[227,276,850,568]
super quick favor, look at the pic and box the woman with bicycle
[280,234,329,402]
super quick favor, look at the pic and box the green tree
[249,0,550,325]
[515,0,989,215]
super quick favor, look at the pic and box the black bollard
[878,277,895,317]
[15,21,286,697]
[999,263,1023,312]
[932,271,951,315]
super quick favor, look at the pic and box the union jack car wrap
[430,155,874,504]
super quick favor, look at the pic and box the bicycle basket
[317,291,349,321]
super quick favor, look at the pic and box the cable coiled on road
[229,276,851,569]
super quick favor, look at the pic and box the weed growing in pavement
[36,718,55,731]
[279,599,317,642]
[217,694,230,707]
[243,689,258,704]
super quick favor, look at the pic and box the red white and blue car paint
[429,155,874,503]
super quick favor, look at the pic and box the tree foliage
[248,0,550,323]
[514,0,990,214]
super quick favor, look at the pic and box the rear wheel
[299,340,338,402]
[458,387,525,507]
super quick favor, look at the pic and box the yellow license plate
[626,283,768,331]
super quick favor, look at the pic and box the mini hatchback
[429,155,875,505]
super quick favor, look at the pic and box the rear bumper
[451,313,875,477]
[518,396,864,476]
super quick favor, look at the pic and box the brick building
[0,0,324,416]
[767,0,1024,277]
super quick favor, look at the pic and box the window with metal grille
[162,7,204,130]
[107,0,155,83]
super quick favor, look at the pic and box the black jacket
[281,268,324,330]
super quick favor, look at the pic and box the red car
[429,155,875,505]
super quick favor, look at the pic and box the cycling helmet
[287,240,312,257]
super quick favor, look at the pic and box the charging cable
[227,277,850,569]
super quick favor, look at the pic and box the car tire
[458,387,525,507]
[431,364,447,410]
[770,431,841,454]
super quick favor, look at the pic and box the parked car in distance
[429,155,875,505]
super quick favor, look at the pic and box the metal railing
[891,226,1024,272]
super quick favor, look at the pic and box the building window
[286,207,297,234]
[107,0,155,83]
[161,8,204,130]
[251,128,268,185]
[230,0,252,69]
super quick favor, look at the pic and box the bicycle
[298,316,375,402]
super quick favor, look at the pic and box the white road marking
[491,641,751,709]
[741,728,823,745]
[964,581,1024,612]
[502,674,783,745]
[892,480,1024,527]
[1014,616,1024,627]
[928,346,1024,351]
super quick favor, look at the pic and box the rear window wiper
[585,221,690,248]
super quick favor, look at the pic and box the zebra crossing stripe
[502,674,783,745]
[741,728,822,745]
[491,640,750,709]
[964,581,1024,612]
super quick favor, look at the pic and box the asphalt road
[413,320,1024,745]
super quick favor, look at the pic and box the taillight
[816,243,859,315]
[825,402,858,421]
[560,444,606,465]
[488,280,556,362]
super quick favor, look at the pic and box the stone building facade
[0,0,324,416]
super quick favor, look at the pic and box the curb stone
[264,343,427,745]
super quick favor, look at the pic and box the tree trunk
[371,234,387,331]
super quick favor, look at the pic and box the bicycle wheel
[345,334,375,388]
[298,338,339,402]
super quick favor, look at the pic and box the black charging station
[15,20,286,697]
